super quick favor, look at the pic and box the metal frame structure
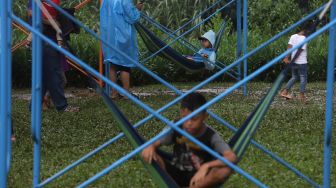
[0,0,13,187]
[10,0,100,83]
[103,0,249,96]
[0,0,334,187]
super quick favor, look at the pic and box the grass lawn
[9,82,336,187]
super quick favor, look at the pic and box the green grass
[9,82,336,188]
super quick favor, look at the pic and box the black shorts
[164,161,196,187]
[111,64,131,73]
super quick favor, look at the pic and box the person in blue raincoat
[100,0,143,99]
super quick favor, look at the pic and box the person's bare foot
[298,93,307,103]
[280,89,293,99]
[42,101,49,111]
[43,96,52,111]
[111,94,121,100]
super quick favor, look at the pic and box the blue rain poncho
[100,0,140,68]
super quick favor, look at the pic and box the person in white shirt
[280,24,310,102]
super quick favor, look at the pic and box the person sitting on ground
[280,23,310,102]
[142,92,237,188]
[186,30,217,71]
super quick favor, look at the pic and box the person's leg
[42,92,51,111]
[120,70,130,92]
[285,64,299,91]
[143,152,192,187]
[43,44,68,111]
[60,71,67,88]
[281,64,299,98]
[191,167,232,188]
[298,64,308,101]
[109,65,119,98]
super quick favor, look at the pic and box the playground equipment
[0,0,335,187]
[10,0,100,83]
[103,0,249,96]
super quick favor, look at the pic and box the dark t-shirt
[160,125,231,172]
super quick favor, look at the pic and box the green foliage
[11,0,329,87]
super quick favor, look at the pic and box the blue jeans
[285,63,308,93]
[41,43,68,111]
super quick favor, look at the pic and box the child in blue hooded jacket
[187,30,217,71]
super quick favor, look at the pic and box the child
[186,30,217,71]
[100,0,143,100]
[280,24,310,102]
[141,92,237,188]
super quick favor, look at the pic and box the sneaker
[63,105,80,112]
[121,92,139,100]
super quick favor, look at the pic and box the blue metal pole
[79,126,268,188]
[12,3,327,186]
[12,4,327,184]
[34,2,325,137]
[243,0,248,95]
[140,14,240,78]
[6,0,13,174]
[77,20,336,187]
[31,0,43,186]
[209,112,320,188]
[323,1,335,188]
[43,0,324,89]
[236,0,242,82]
[0,0,11,187]
[15,17,271,188]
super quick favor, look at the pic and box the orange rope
[13,21,30,35]
[11,40,29,52]
[66,58,100,83]
[11,0,100,84]
[74,0,93,11]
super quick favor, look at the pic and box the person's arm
[122,0,142,24]
[283,44,293,64]
[141,128,173,164]
[201,150,237,170]
[141,140,162,164]
[189,150,237,187]
[209,52,216,63]
[190,133,237,186]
